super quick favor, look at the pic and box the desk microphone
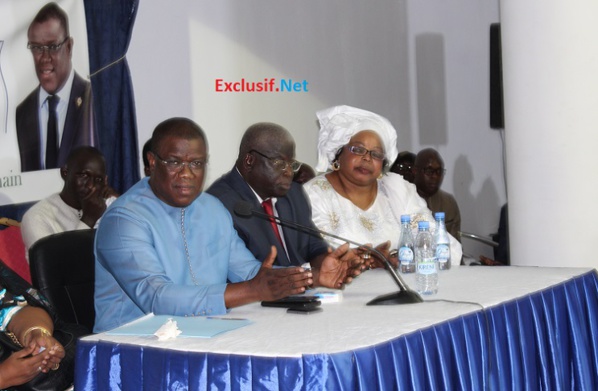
[234,201,423,305]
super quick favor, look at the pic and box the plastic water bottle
[415,221,438,295]
[398,215,415,273]
[434,212,451,270]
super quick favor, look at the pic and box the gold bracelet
[21,326,52,345]
[5,331,23,347]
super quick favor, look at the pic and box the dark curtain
[83,0,140,193]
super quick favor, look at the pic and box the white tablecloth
[82,266,594,357]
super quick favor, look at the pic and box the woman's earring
[332,161,341,171]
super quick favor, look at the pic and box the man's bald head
[64,145,105,173]
[237,122,296,199]
[238,122,294,161]
[414,148,443,168]
[151,117,207,155]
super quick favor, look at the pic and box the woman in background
[304,105,462,266]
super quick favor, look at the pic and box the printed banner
[0,0,90,206]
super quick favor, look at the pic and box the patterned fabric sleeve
[0,288,26,331]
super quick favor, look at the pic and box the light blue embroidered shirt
[94,178,261,333]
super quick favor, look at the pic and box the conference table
[75,266,598,390]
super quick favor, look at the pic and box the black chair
[459,203,510,266]
[29,229,96,333]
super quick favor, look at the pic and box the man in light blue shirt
[94,117,356,332]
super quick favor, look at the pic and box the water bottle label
[398,246,414,264]
[436,244,450,262]
[417,258,436,275]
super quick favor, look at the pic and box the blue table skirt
[76,270,598,390]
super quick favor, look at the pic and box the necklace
[332,173,377,211]
[181,208,199,286]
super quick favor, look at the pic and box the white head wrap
[315,105,398,173]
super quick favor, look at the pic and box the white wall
[406,1,503,260]
[128,0,503,260]
[501,0,598,268]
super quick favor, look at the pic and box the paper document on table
[305,288,343,303]
[105,314,252,338]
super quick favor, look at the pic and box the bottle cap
[418,221,429,230]
[434,212,445,220]
[400,215,410,223]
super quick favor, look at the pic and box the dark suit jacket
[207,168,329,266]
[16,72,97,172]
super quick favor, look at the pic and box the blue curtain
[83,0,140,193]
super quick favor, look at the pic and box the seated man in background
[390,151,416,183]
[413,148,461,240]
[94,118,360,333]
[20,146,117,254]
[207,122,361,270]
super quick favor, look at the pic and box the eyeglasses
[347,145,385,161]
[152,151,207,173]
[27,36,70,55]
[417,167,446,177]
[395,163,412,172]
[250,150,302,173]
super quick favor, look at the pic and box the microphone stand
[239,206,423,305]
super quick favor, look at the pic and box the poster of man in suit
[0,0,92,205]
[17,2,96,172]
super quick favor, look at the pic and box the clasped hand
[25,330,65,374]
[80,185,107,227]
[313,243,365,289]
[0,332,64,389]
[252,242,366,299]
[356,241,395,269]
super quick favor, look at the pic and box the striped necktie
[261,199,284,247]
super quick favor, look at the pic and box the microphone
[234,201,423,305]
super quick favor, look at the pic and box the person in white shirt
[20,146,117,255]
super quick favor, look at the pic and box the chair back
[29,229,96,333]
[0,225,30,283]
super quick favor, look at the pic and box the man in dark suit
[16,2,96,172]
[208,122,361,273]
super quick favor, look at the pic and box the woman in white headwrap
[304,105,462,266]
